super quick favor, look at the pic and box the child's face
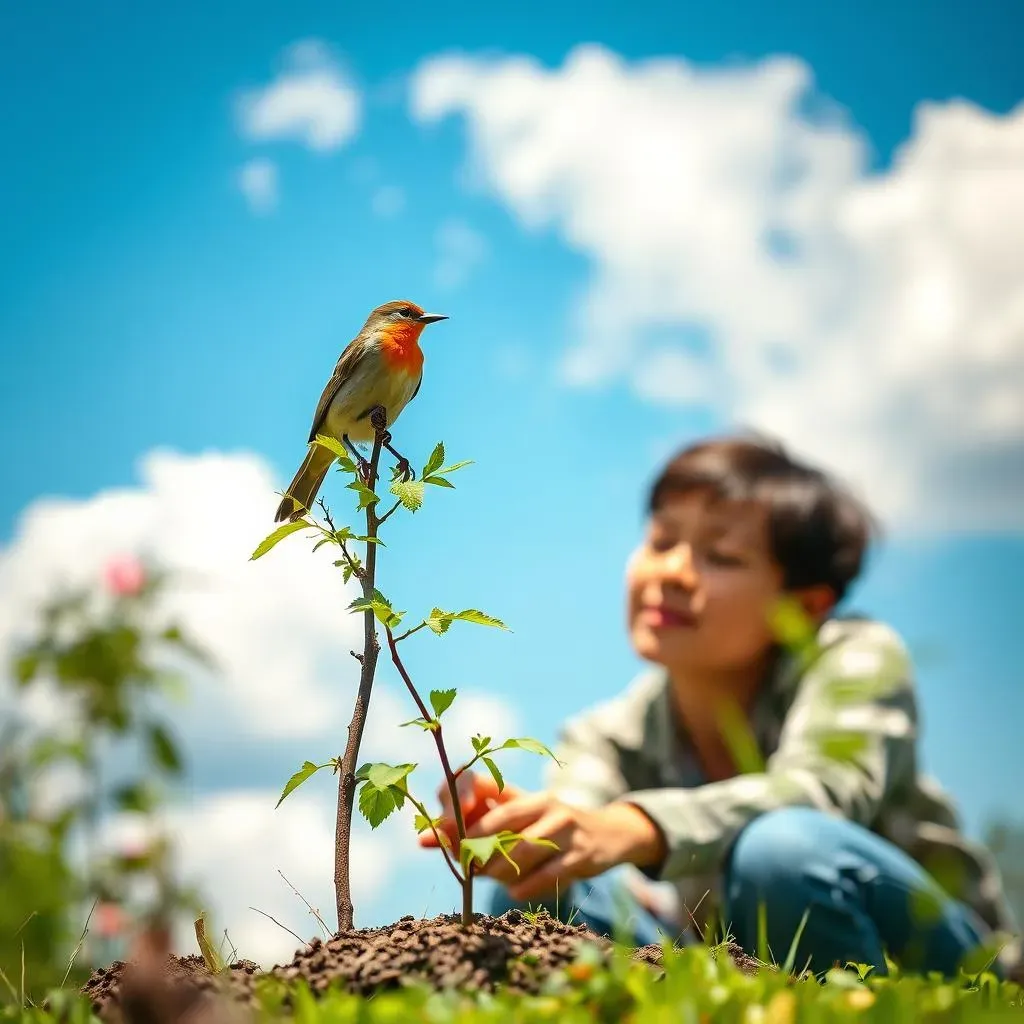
[626,491,786,676]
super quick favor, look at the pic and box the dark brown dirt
[81,911,763,1021]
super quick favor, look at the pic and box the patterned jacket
[544,616,1020,972]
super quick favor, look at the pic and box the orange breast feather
[379,322,425,376]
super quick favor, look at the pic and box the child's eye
[706,548,744,567]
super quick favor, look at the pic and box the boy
[422,435,1020,978]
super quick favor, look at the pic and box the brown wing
[306,338,365,443]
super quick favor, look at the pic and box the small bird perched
[274,300,447,523]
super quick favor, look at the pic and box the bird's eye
[400,306,415,318]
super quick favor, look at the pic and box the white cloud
[237,39,360,151]
[0,450,362,740]
[434,218,488,290]
[412,45,1024,532]
[371,185,406,218]
[237,158,279,214]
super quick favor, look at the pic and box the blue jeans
[486,806,999,978]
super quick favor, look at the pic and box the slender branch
[278,869,331,939]
[316,497,336,532]
[405,793,464,887]
[248,907,306,949]
[334,418,386,933]
[393,622,428,644]
[385,624,474,924]
[452,752,485,781]
[317,497,362,578]
[377,499,403,527]
[338,540,362,579]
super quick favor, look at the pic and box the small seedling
[252,410,560,928]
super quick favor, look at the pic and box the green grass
[4,941,1023,1023]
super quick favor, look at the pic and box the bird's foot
[357,456,375,487]
[393,456,414,483]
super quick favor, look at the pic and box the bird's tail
[275,444,335,523]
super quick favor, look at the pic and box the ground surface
[80,910,761,1021]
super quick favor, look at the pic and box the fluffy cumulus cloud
[1,450,521,962]
[237,157,279,214]
[411,45,1024,531]
[237,40,360,151]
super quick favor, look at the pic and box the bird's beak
[417,313,448,324]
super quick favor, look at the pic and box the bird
[274,300,447,523]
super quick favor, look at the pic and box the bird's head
[364,300,448,342]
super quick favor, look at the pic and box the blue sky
[2,0,1023,961]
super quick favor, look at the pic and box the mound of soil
[81,910,760,1022]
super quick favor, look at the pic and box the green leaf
[471,735,492,753]
[113,782,157,813]
[459,831,558,875]
[312,537,335,554]
[390,479,425,513]
[276,760,327,809]
[347,480,379,510]
[425,608,509,635]
[358,782,404,828]
[194,913,226,974]
[250,520,311,560]
[423,475,456,489]
[348,591,404,628]
[366,762,417,790]
[414,813,445,835]
[429,689,457,718]
[399,716,437,731]
[433,459,473,476]
[146,722,182,774]
[311,434,349,462]
[481,756,504,793]
[422,443,446,479]
[14,652,39,685]
[500,737,559,761]
[356,762,417,828]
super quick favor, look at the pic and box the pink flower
[104,556,145,597]
[95,901,127,939]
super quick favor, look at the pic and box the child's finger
[419,771,514,849]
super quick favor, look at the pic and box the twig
[319,497,361,578]
[316,497,336,532]
[393,622,427,644]
[278,869,331,939]
[334,410,387,932]
[405,792,464,888]
[385,624,473,924]
[61,897,99,987]
[248,908,307,949]
[376,499,403,527]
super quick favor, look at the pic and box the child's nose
[661,543,699,588]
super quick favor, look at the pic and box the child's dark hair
[648,433,878,603]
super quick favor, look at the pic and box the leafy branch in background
[254,415,559,928]
[4,558,209,997]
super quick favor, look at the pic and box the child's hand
[463,794,665,901]
[417,770,523,851]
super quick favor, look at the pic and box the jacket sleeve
[543,677,662,810]
[623,622,919,881]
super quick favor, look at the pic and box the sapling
[252,406,558,930]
